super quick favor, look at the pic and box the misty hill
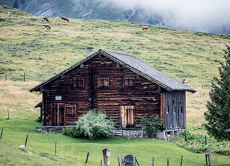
[0,5,229,85]
[1,0,230,34]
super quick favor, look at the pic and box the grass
[0,5,230,166]
[0,5,230,84]
[1,119,230,166]
[0,80,229,166]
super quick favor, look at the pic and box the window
[98,77,109,87]
[73,77,84,88]
[66,104,76,116]
[124,77,134,87]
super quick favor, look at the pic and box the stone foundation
[114,129,145,138]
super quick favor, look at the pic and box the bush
[173,131,229,153]
[63,110,115,139]
[142,115,162,138]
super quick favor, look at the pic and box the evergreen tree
[20,0,26,4]
[204,45,230,141]
[13,0,19,8]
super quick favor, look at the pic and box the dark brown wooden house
[30,48,195,134]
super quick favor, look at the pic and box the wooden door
[52,103,66,126]
[119,106,135,128]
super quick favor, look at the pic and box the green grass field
[0,6,230,166]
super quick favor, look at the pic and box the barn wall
[42,54,161,126]
[164,91,186,130]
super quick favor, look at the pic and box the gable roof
[30,49,195,92]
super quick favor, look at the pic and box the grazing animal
[142,26,148,30]
[42,17,49,22]
[42,24,51,30]
[61,16,69,22]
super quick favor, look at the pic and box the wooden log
[0,127,3,139]
[24,134,29,147]
[152,156,154,166]
[85,152,89,163]
[180,155,183,166]
[167,158,169,166]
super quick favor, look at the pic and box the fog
[73,0,230,33]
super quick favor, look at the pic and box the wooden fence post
[205,135,207,145]
[101,159,103,166]
[152,156,154,166]
[24,134,29,147]
[0,127,3,139]
[118,156,120,166]
[23,72,26,82]
[55,139,57,156]
[167,158,169,166]
[184,130,187,142]
[180,155,183,166]
[85,152,89,164]
[209,150,211,166]
[7,108,10,120]
[5,74,7,81]
[205,153,208,165]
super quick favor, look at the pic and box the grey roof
[30,49,195,92]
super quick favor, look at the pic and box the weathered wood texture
[164,91,186,130]
[40,54,186,129]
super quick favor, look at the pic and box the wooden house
[30,48,195,134]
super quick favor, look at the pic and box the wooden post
[136,158,140,166]
[208,150,211,166]
[205,135,207,145]
[55,139,57,156]
[202,84,204,89]
[118,156,120,166]
[180,155,183,166]
[24,134,29,147]
[167,158,169,166]
[152,156,154,166]
[0,127,3,139]
[101,160,103,166]
[7,108,9,120]
[102,148,110,166]
[205,153,208,165]
[5,74,7,81]
[184,130,187,142]
[85,152,89,164]
[23,72,26,82]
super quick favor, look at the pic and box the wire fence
[0,72,213,90]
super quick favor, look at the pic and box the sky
[85,0,230,33]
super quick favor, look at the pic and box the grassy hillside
[0,6,230,166]
[0,5,229,84]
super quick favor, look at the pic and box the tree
[142,115,162,138]
[204,45,230,141]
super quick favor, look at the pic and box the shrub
[63,110,115,139]
[142,115,162,138]
[173,131,229,153]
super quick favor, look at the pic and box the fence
[0,72,214,90]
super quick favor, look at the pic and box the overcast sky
[83,0,230,33]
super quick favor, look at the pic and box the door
[119,106,135,128]
[52,103,66,126]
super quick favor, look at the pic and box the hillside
[0,5,229,85]
[0,6,230,166]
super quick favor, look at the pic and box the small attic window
[73,77,84,88]
[116,63,120,67]
[80,64,84,68]
[136,74,139,79]
[98,77,109,88]
[124,77,134,87]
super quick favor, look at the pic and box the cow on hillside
[42,17,49,22]
[61,16,69,23]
